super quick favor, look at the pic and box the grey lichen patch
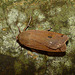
[68,16,75,54]
[61,27,69,34]
[33,9,45,21]
[1,13,25,56]
[35,56,44,68]
[36,21,51,30]
[48,5,75,32]
[38,14,45,21]
[2,32,21,56]
[50,7,61,16]
[7,9,19,25]
[10,24,19,35]
[68,16,75,26]
[51,60,63,74]
[69,26,75,40]
[7,8,27,32]
[67,38,75,54]
[0,8,28,57]
[33,9,41,16]
[52,57,66,67]
[18,12,27,22]
[49,57,72,74]
[64,59,72,68]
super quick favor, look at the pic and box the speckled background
[0,0,75,75]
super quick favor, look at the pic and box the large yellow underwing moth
[16,17,69,53]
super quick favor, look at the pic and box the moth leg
[23,16,32,31]
[47,27,52,31]
[27,51,38,59]
[27,51,34,56]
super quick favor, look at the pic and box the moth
[16,17,69,52]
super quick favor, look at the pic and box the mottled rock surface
[0,0,75,75]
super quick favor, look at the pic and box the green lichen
[14,61,22,75]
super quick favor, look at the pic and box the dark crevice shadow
[0,54,16,75]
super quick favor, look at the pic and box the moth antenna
[28,16,32,26]
[17,25,21,33]
[16,20,21,33]
[24,16,32,31]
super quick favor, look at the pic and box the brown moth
[16,17,69,52]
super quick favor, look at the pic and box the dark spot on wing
[48,36,52,38]
[61,35,64,37]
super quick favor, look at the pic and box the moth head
[60,34,69,43]
[48,33,69,49]
[16,30,22,41]
[16,34,20,41]
[55,34,69,49]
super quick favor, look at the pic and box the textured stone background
[0,0,75,75]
